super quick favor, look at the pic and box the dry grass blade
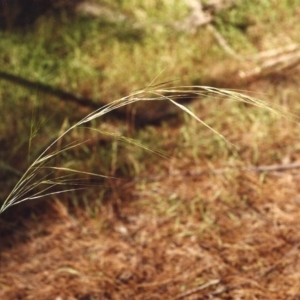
[0,85,291,214]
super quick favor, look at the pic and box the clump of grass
[0,85,296,214]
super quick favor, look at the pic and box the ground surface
[2,71,300,299]
[2,1,300,299]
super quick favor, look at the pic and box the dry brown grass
[2,158,300,299]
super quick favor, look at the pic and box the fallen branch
[239,47,300,79]
[207,24,244,61]
[0,70,101,110]
[0,70,194,126]
[128,162,300,186]
[246,162,300,173]
[174,278,220,299]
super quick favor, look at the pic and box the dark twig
[0,70,101,110]
[0,70,193,126]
